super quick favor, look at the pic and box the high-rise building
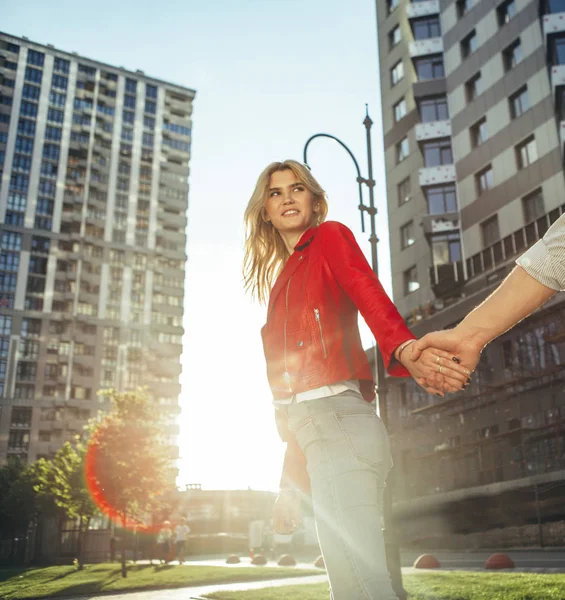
[0,32,194,469]
[376,1,565,546]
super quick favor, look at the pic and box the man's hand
[272,489,301,535]
[411,329,482,375]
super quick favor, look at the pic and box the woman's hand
[399,345,470,396]
[272,489,301,534]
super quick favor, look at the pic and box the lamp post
[303,106,406,600]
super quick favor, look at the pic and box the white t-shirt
[175,524,191,542]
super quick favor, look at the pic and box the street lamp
[303,106,407,600]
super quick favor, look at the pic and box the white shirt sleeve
[516,213,565,291]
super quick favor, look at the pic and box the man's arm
[411,266,557,368]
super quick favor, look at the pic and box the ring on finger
[435,355,441,364]
[437,364,443,374]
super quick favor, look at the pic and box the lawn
[204,570,565,600]
[0,563,321,599]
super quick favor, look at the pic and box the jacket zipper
[314,308,328,359]
[283,276,293,391]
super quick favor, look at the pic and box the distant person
[412,213,565,371]
[174,517,191,564]
[157,520,172,564]
[243,159,469,599]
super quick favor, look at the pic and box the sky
[4,0,394,491]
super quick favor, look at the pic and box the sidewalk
[63,573,328,600]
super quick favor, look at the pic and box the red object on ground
[413,554,441,569]
[485,553,515,569]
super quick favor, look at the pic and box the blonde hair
[243,160,328,304]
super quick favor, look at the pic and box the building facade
[0,32,194,468]
[376,0,565,547]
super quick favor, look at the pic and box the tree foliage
[32,440,97,568]
[85,388,174,576]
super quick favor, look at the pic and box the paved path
[50,550,565,600]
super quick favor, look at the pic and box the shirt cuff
[517,240,562,291]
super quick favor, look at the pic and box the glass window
[391,60,404,86]
[497,0,516,25]
[422,139,452,167]
[122,110,135,124]
[394,98,407,122]
[461,30,477,59]
[522,189,545,223]
[414,55,444,80]
[125,78,137,94]
[431,233,461,265]
[510,86,529,118]
[52,74,68,90]
[504,39,523,70]
[481,215,500,246]
[426,183,457,215]
[31,236,50,253]
[124,95,136,109]
[27,49,44,66]
[456,0,473,18]
[404,265,420,294]
[470,117,488,147]
[0,315,12,336]
[20,101,38,118]
[398,177,411,205]
[401,221,415,249]
[54,57,70,73]
[389,25,401,49]
[146,84,158,99]
[22,84,40,101]
[466,72,483,101]
[551,33,565,67]
[396,137,409,163]
[49,91,66,107]
[25,66,42,83]
[412,16,441,40]
[144,100,156,114]
[45,126,62,141]
[47,108,64,123]
[516,136,538,169]
[476,166,494,195]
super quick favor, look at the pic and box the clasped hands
[399,328,483,397]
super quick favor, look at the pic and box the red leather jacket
[261,221,415,491]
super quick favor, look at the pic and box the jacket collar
[267,226,317,315]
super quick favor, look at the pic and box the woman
[243,160,468,599]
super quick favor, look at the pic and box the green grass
[204,571,565,600]
[0,563,320,599]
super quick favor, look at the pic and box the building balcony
[415,120,451,142]
[419,164,456,187]
[158,195,188,212]
[409,37,443,58]
[429,206,565,297]
[543,12,565,38]
[429,261,465,298]
[422,212,460,236]
[157,209,188,228]
[406,0,439,18]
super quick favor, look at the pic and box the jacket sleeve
[275,408,311,493]
[320,221,414,377]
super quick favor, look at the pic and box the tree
[33,441,97,569]
[0,459,38,563]
[85,388,173,577]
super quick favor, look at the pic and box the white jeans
[285,391,398,600]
